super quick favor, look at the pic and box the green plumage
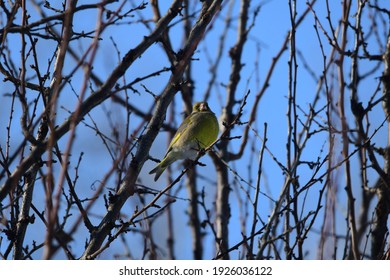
[149,102,219,181]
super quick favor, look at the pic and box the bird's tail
[149,164,166,181]
[149,155,176,181]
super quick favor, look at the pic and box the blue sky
[1,0,389,259]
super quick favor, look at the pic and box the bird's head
[193,102,210,112]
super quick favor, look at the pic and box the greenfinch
[149,102,219,181]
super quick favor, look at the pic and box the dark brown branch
[80,0,223,259]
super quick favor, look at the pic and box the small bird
[149,102,219,181]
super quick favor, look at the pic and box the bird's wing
[164,113,194,155]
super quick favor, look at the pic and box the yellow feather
[149,102,218,181]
